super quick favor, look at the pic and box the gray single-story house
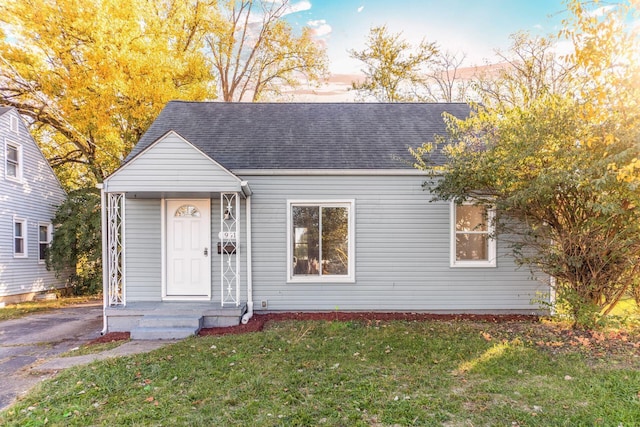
[100,102,549,339]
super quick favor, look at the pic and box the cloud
[244,0,311,25]
[284,0,312,16]
[260,0,312,17]
[586,5,615,17]
[357,6,364,13]
[307,19,332,37]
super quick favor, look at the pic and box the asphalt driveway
[0,302,103,411]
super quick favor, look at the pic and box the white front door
[166,199,211,298]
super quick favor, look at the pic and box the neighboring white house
[101,102,549,339]
[0,107,68,303]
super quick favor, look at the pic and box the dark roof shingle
[127,102,470,170]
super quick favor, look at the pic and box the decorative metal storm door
[220,193,240,306]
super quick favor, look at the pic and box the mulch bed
[88,313,536,343]
[88,331,131,345]
[198,312,538,337]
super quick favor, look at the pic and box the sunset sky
[285,0,568,74]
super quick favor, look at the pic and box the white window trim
[287,199,355,283]
[5,140,23,182]
[38,222,52,264]
[13,217,27,258]
[450,202,496,268]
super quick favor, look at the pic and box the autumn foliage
[418,0,640,327]
[0,0,328,292]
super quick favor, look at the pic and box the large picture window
[288,201,354,282]
[451,202,496,267]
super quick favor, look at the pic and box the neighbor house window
[6,141,22,180]
[288,200,354,282]
[14,218,27,257]
[451,202,496,267]
[39,223,52,263]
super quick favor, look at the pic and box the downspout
[241,182,253,324]
[98,183,109,335]
[549,275,557,316]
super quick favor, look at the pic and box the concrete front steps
[131,315,203,340]
[106,302,248,340]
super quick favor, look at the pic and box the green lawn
[2,318,639,426]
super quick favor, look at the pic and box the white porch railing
[107,193,125,306]
[221,192,240,307]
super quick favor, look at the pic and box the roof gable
[105,130,243,193]
[127,102,470,171]
[0,106,66,194]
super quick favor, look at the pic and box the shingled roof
[127,102,471,170]
[0,107,12,117]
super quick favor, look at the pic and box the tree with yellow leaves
[0,0,214,186]
[1,0,216,293]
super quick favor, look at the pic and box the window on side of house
[6,141,22,181]
[288,200,355,282]
[39,223,52,263]
[14,218,27,258]
[451,202,496,267]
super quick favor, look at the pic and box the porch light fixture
[224,203,234,220]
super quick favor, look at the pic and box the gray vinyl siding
[123,197,247,303]
[0,109,67,298]
[244,174,547,312]
[124,199,162,301]
[106,133,242,193]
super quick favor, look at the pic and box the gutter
[234,168,438,177]
[98,183,108,335]
[241,190,253,324]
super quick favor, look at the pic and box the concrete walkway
[33,340,172,371]
[0,302,174,412]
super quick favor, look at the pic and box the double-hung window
[14,218,27,258]
[39,223,52,263]
[6,141,21,181]
[451,202,496,267]
[288,200,354,282]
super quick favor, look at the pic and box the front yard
[1,317,639,426]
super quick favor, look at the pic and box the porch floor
[105,302,247,337]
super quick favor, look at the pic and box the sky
[283,0,569,75]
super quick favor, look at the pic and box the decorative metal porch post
[107,193,125,306]
[220,192,240,307]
